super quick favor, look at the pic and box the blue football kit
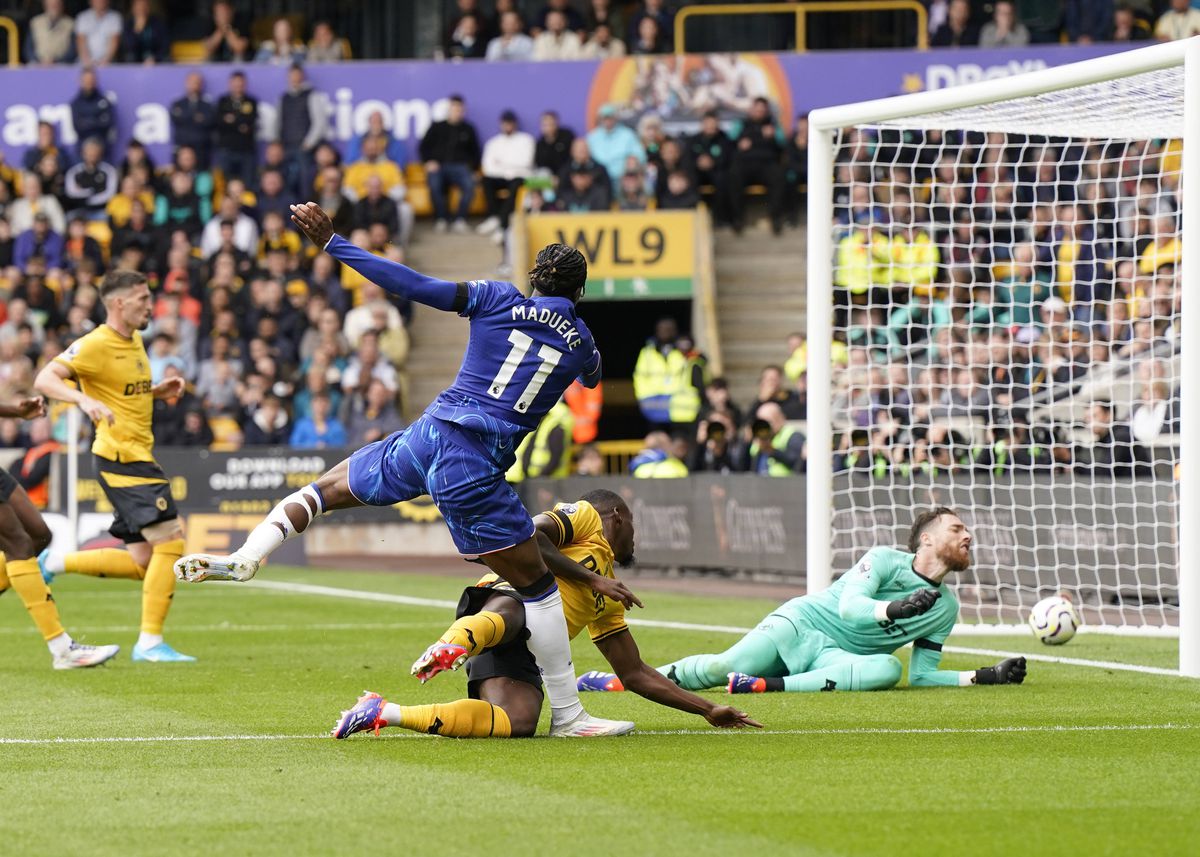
[325,235,601,555]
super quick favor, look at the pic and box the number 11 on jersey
[489,329,563,414]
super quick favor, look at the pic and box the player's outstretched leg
[334,678,538,740]
[482,538,633,737]
[584,629,787,693]
[730,653,903,693]
[411,597,509,682]
[175,459,362,582]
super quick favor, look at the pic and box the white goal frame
[805,38,1200,676]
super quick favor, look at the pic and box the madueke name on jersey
[509,304,584,351]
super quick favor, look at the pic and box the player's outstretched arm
[595,630,762,729]
[908,641,1027,688]
[290,202,460,311]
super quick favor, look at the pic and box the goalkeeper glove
[885,588,941,620]
[974,657,1027,685]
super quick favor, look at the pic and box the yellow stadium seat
[170,40,207,63]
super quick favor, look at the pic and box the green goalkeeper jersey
[789,546,958,656]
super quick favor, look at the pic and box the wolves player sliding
[581,508,1028,694]
[331,490,761,739]
[176,201,632,737]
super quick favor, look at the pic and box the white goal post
[806,38,1200,676]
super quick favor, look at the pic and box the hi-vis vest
[672,351,707,424]
[874,230,938,288]
[632,455,689,479]
[634,344,686,423]
[750,425,798,476]
[507,402,575,483]
[835,230,871,294]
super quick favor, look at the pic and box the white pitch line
[243,579,1183,677]
[0,622,436,635]
[1,723,1193,746]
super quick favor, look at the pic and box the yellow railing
[675,1,928,54]
[593,440,645,474]
[0,17,19,67]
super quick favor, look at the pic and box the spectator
[353,175,414,247]
[479,110,535,239]
[630,16,667,54]
[444,0,488,56]
[307,20,346,63]
[291,391,346,448]
[200,194,258,258]
[1130,362,1180,442]
[557,165,609,211]
[658,169,700,210]
[106,173,152,229]
[586,104,644,187]
[342,330,399,396]
[447,13,488,59]
[418,94,481,233]
[110,198,154,257]
[1064,0,1116,43]
[574,443,605,476]
[630,431,689,478]
[633,318,688,431]
[75,0,122,67]
[8,174,65,234]
[532,11,583,60]
[1156,0,1200,40]
[782,114,808,225]
[690,417,742,473]
[748,364,804,421]
[170,73,218,170]
[14,214,64,271]
[628,0,673,48]
[70,68,115,155]
[535,0,587,34]
[154,171,205,239]
[586,0,627,38]
[316,167,356,238]
[8,417,57,509]
[978,0,1030,47]
[728,97,785,235]
[535,111,575,177]
[343,134,407,201]
[62,137,117,218]
[214,71,258,187]
[27,0,76,66]
[509,399,574,481]
[204,0,250,62]
[22,122,69,176]
[558,136,609,197]
[931,0,979,47]
[687,110,734,223]
[581,22,626,59]
[1074,399,1149,477]
[345,110,408,166]
[242,394,290,445]
[120,0,168,64]
[1111,5,1152,41]
[277,64,330,199]
[487,11,535,62]
[614,167,649,210]
[345,378,401,445]
[256,17,306,65]
[747,403,804,476]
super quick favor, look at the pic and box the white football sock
[380,702,402,727]
[521,586,585,726]
[137,632,163,649]
[239,485,326,564]
[47,632,73,658]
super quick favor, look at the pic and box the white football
[1028,595,1081,645]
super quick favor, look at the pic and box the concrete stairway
[399,224,506,418]
[711,222,808,406]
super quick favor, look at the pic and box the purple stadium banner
[0,43,1141,165]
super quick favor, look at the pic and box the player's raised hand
[886,587,941,620]
[78,394,115,426]
[705,705,763,729]
[592,575,644,610]
[14,396,46,420]
[152,376,186,400]
[289,202,334,249]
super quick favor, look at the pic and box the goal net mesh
[826,67,1185,631]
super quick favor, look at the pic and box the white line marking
[243,579,1182,677]
[2,723,1192,746]
[0,622,435,635]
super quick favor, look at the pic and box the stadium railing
[0,16,18,68]
[673,2,929,54]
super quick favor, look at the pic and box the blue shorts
[346,414,534,556]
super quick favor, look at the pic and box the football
[1028,595,1081,645]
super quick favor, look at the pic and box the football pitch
[2,567,1198,856]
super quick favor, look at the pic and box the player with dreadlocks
[176,201,636,737]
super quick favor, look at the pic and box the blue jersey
[426,279,600,439]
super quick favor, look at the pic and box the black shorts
[0,467,17,503]
[95,456,178,544]
[456,583,543,699]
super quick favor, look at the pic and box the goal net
[805,39,1200,672]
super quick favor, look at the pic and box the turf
[1,566,1198,856]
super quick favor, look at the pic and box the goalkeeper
[580,507,1027,694]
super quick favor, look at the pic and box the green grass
[2,567,1198,856]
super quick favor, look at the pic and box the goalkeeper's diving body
[581,507,1027,694]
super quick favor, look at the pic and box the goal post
[806,37,1200,676]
